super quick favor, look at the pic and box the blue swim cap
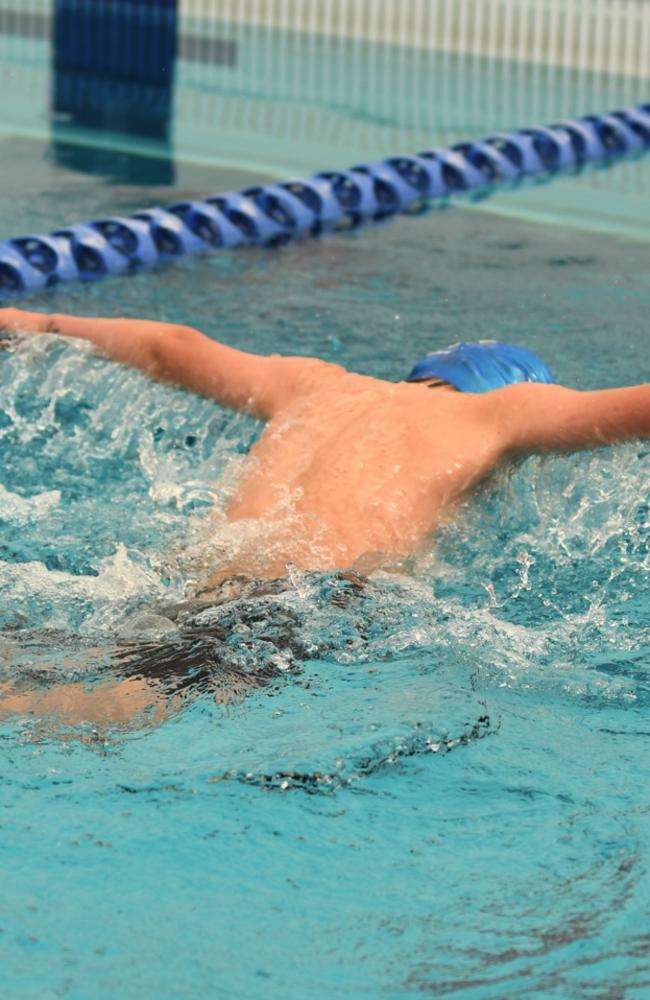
[405,340,555,393]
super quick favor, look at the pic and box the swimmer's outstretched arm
[0,307,340,418]
[491,382,650,452]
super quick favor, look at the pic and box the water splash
[1,314,650,751]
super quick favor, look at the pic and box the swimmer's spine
[0,102,648,297]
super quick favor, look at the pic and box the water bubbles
[0,483,60,525]
[116,611,178,642]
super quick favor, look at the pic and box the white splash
[0,483,60,524]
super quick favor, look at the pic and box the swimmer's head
[405,340,555,393]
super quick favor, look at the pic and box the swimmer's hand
[0,308,57,336]
[0,309,61,351]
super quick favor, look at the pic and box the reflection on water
[51,0,177,183]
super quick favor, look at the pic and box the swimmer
[1,307,649,581]
[1,307,649,727]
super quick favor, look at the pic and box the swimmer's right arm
[0,307,343,418]
[489,381,650,453]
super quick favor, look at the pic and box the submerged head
[405,340,555,393]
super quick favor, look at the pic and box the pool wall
[180,0,650,78]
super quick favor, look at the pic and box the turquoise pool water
[2,16,650,1000]
[2,148,650,995]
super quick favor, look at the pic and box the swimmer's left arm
[490,382,650,453]
[0,308,341,418]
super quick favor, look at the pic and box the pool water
[1,15,650,998]
[0,0,650,988]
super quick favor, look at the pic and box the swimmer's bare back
[2,307,650,582]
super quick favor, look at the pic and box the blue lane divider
[0,101,648,298]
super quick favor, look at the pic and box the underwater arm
[0,307,337,418]
[0,676,168,728]
[492,382,650,453]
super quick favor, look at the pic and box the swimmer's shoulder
[269,353,348,386]
[257,354,349,416]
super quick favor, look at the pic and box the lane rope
[0,101,648,298]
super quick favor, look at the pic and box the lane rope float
[0,101,648,298]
